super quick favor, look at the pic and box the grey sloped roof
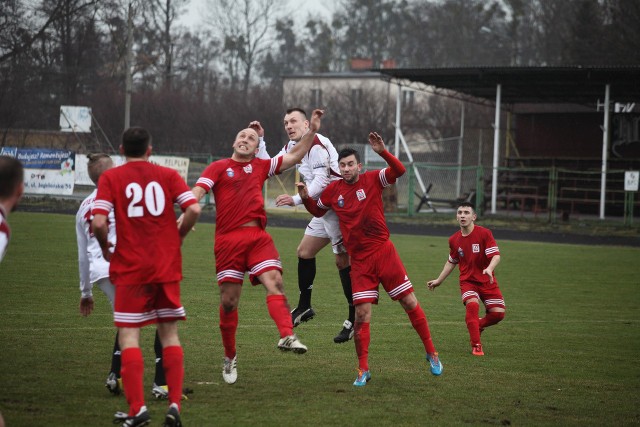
[378,66,640,105]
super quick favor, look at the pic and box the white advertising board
[60,106,92,133]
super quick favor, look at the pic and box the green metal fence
[397,163,638,223]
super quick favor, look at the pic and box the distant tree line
[1,0,638,155]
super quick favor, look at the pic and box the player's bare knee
[220,298,238,312]
[272,280,285,294]
[297,247,315,259]
[399,293,418,311]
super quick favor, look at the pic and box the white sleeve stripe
[196,177,214,189]
[485,247,499,254]
[317,199,330,210]
[448,255,459,264]
[176,191,196,205]
[93,200,113,211]
[379,169,390,187]
[268,158,279,176]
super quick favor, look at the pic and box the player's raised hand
[368,132,386,153]
[296,182,309,200]
[249,121,264,137]
[309,109,324,132]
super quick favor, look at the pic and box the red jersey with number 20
[448,225,500,286]
[316,169,395,259]
[195,156,283,235]
[92,161,197,286]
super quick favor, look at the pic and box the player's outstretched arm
[177,185,208,229]
[280,109,324,170]
[179,202,201,240]
[369,131,386,153]
[427,261,456,291]
[275,194,295,207]
[250,121,271,159]
[248,120,264,138]
[370,132,406,178]
[296,182,328,218]
[92,213,114,261]
[482,254,501,284]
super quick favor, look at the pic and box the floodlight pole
[599,84,610,220]
[124,2,134,130]
[456,103,465,197]
[395,83,402,158]
[491,84,502,214]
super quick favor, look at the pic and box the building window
[402,90,414,108]
[311,89,322,107]
[351,88,363,107]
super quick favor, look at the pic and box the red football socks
[162,345,184,410]
[465,301,481,345]
[406,303,436,354]
[266,294,293,338]
[354,321,370,371]
[479,310,505,329]
[121,347,144,416]
[219,305,238,359]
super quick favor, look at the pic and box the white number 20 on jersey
[126,181,165,217]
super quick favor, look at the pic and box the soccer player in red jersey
[189,109,324,385]
[92,127,201,427]
[0,155,24,263]
[0,155,23,427]
[427,202,506,356]
[298,132,443,387]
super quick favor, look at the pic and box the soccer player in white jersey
[250,108,355,344]
[76,153,185,400]
[0,155,24,263]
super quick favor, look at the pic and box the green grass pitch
[0,211,638,426]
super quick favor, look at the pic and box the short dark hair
[285,107,307,118]
[122,127,151,157]
[457,202,475,211]
[0,156,24,199]
[87,153,113,185]
[338,148,360,163]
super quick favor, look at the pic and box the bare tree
[0,0,69,64]
[205,0,285,94]
[141,0,188,90]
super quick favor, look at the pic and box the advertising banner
[1,147,75,195]
[74,154,190,185]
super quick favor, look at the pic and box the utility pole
[124,1,134,130]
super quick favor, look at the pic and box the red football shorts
[350,240,414,305]
[214,227,282,286]
[460,281,506,309]
[113,281,185,327]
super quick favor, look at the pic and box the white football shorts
[304,209,346,254]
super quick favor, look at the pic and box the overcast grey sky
[179,0,339,29]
